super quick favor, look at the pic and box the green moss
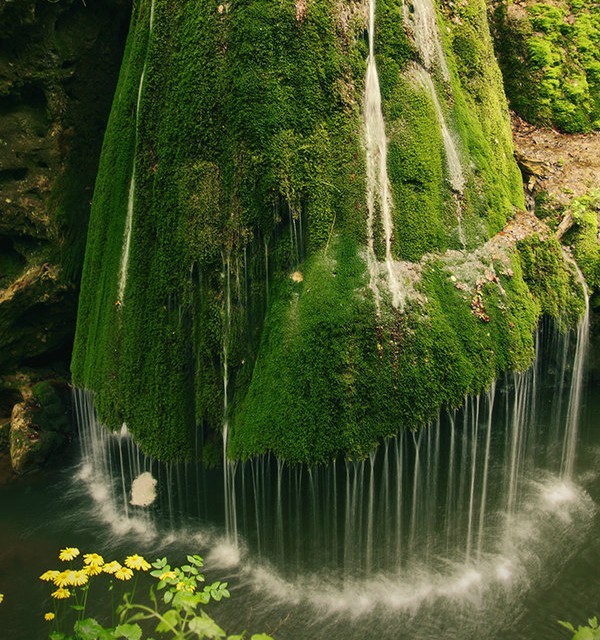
[373,0,523,261]
[230,239,542,462]
[569,191,600,292]
[72,0,369,460]
[72,0,547,464]
[492,0,600,132]
[517,233,584,325]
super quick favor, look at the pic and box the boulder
[9,379,72,474]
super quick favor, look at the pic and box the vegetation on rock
[71,0,585,464]
[491,0,600,132]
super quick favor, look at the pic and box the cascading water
[364,0,401,308]
[561,264,590,478]
[222,255,239,551]
[403,0,450,81]
[117,0,155,304]
[71,304,592,637]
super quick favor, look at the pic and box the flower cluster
[33,548,272,640]
[39,547,152,610]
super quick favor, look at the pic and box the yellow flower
[44,612,55,621]
[40,570,60,582]
[176,581,186,591]
[159,571,176,581]
[71,570,89,587]
[0,594,4,603]
[51,588,71,599]
[59,547,80,562]
[84,564,103,577]
[114,566,134,581]
[53,571,73,588]
[83,553,104,568]
[124,554,151,572]
[102,561,122,575]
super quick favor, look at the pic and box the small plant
[559,616,600,639]
[35,547,272,640]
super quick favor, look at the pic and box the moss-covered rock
[0,0,130,461]
[71,0,580,464]
[491,0,600,132]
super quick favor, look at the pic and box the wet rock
[9,379,72,474]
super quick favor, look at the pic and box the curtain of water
[73,291,590,581]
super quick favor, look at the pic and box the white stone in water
[130,471,157,507]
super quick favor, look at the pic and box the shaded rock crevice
[0,0,130,474]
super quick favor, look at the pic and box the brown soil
[511,113,600,207]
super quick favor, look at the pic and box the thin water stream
[118,0,155,304]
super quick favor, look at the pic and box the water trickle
[222,255,238,546]
[117,0,155,304]
[403,0,450,81]
[409,64,465,194]
[561,264,590,478]
[364,0,402,308]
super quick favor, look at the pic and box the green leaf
[559,621,576,632]
[250,635,274,640]
[589,617,599,629]
[573,627,596,640]
[113,623,143,640]
[155,609,180,634]
[71,605,85,612]
[50,633,67,640]
[227,635,245,640]
[173,590,204,613]
[187,612,226,638]
[74,618,113,640]
[163,590,173,604]
[187,555,204,567]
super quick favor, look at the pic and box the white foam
[207,539,241,568]
[130,471,158,507]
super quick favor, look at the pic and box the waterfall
[403,0,450,81]
[222,255,239,548]
[364,0,402,308]
[117,0,155,304]
[73,310,592,590]
[561,265,590,478]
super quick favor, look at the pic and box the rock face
[9,379,72,474]
[511,113,600,375]
[0,0,130,471]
